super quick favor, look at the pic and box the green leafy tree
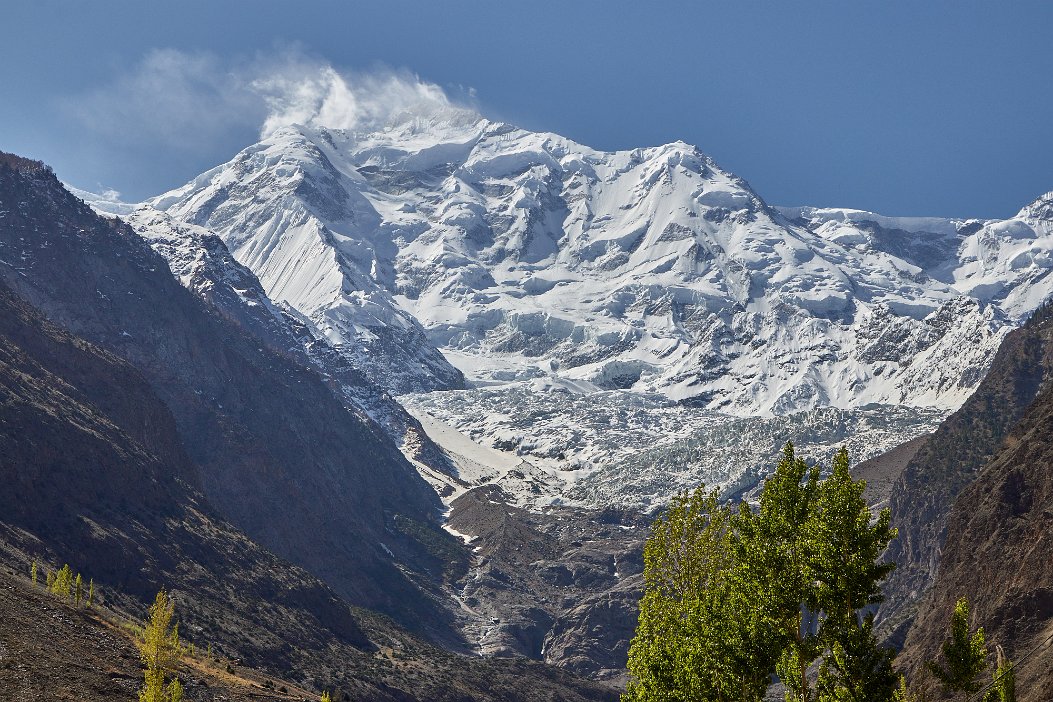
[625,443,899,702]
[87,578,95,608]
[321,692,332,702]
[816,614,897,702]
[926,597,987,697]
[625,487,777,702]
[74,573,84,607]
[736,444,822,702]
[891,676,925,702]
[30,560,37,586]
[811,449,897,618]
[138,589,184,702]
[811,449,898,702]
[983,647,1015,702]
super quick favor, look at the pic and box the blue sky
[4,1,1051,217]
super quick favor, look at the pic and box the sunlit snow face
[87,65,1053,518]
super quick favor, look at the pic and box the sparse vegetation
[926,597,988,697]
[50,564,73,598]
[33,560,96,608]
[137,589,184,702]
[921,597,1016,702]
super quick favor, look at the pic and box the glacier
[73,107,1053,510]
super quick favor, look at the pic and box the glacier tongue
[402,385,943,511]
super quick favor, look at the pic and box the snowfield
[74,107,1053,512]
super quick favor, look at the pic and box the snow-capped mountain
[54,109,1053,683]
[781,200,1053,325]
[149,133,466,395]
[147,111,1053,417]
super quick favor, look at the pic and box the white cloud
[98,187,122,203]
[63,48,475,149]
[64,49,259,148]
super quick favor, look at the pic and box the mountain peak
[1018,190,1053,221]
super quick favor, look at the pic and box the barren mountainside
[0,153,447,632]
[895,346,1053,701]
[0,151,622,700]
[878,302,1053,641]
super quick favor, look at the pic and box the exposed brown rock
[880,303,1053,639]
[853,434,929,509]
[896,372,1053,701]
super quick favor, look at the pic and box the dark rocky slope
[446,486,648,685]
[0,270,374,680]
[0,566,618,702]
[0,153,448,632]
[878,302,1053,641]
[0,152,617,699]
[895,370,1053,701]
[0,568,317,702]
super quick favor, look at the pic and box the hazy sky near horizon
[4,1,1052,217]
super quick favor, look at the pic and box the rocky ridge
[893,318,1053,701]
[0,150,621,699]
[877,302,1053,643]
[0,153,450,635]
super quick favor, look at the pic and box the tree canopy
[624,444,898,702]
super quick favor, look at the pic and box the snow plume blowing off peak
[65,48,479,166]
[254,63,475,137]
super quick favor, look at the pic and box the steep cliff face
[0,153,446,631]
[443,485,648,683]
[878,303,1053,639]
[0,151,626,699]
[895,367,1053,701]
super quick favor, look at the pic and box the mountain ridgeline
[897,360,1053,701]
[0,153,631,700]
[144,115,1053,417]
[0,153,447,624]
[3,99,1053,702]
[878,301,1053,641]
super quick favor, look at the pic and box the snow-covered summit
[144,118,1053,416]
[1017,190,1053,222]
